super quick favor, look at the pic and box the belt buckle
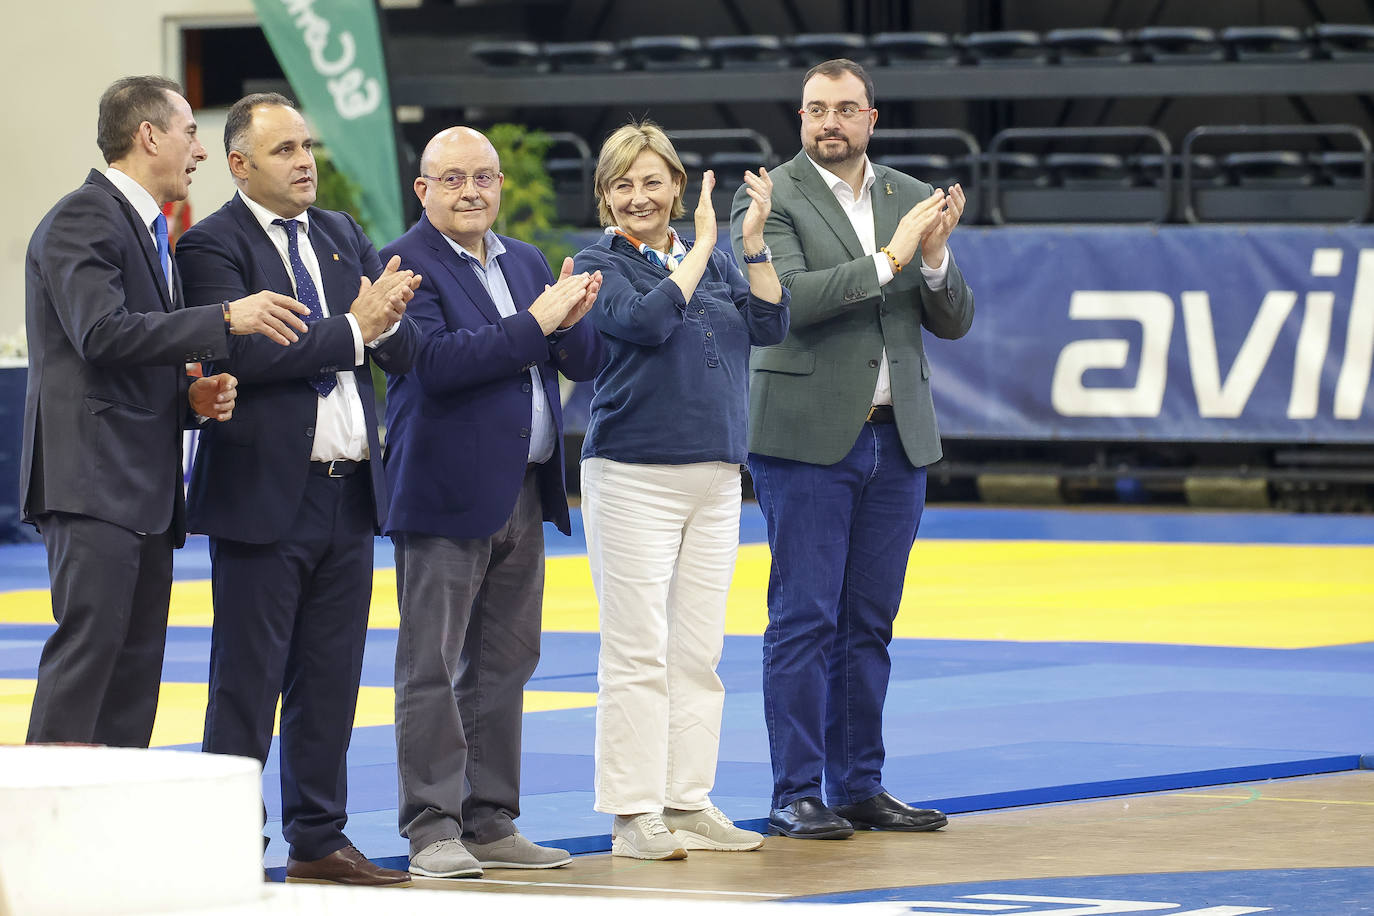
[326,459,345,478]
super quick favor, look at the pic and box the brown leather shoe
[285,844,412,887]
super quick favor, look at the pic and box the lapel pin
[885,182,894,196]
[332,253,340,261]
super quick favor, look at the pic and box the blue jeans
[748,422,927,809]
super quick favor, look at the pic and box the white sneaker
[662,805,765,851]
[611,813,688,860]
[409,837,483,878]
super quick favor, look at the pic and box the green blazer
[730,150,975,468]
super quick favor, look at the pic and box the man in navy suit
[22,76,310,749]
[382,126,603,878]
[175,93,419,887]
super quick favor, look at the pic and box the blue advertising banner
[927,225,1374,442]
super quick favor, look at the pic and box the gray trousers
[393,470,545,853]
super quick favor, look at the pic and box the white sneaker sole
[610,835,688,860]
[476,855,572,869]
[408,863,483,878]
[672,829,765,851]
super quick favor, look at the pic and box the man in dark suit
[175,93,419,887]
[382,126,603,878]
[22,75,310,749]
[730,59,975,839]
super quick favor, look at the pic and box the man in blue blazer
[176,93,419,887]
[382,126,603,878]
[22,76,309,749]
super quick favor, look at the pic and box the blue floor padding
[912,506,1374,545]
[215,635,1374,866]
[4,622,1373,867]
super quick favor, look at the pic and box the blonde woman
[573,121,789,860]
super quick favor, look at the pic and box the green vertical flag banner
[252,0,403,245]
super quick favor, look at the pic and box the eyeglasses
[798,105,874,122]
[421,171,501,191]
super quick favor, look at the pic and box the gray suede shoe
[409,837,483,878]
[465,831,572,869]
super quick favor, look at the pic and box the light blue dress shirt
[441,229,555,465]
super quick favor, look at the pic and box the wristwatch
[742,245,772,264]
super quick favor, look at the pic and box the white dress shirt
[440,229,556,465]
[238,191,371,462]
[804,154,949,407]
[105,167,173,299]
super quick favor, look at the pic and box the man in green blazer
[730,59,974,840]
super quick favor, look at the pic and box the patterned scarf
[606,225,686,272]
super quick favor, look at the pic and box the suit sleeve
[546,316,603,382]
[390,247,551,398]
[41,190,227,367]
[537,248,603,381]
[176,223,357,383]
[730,183,878,332]
[370,315,419,375]
[348,218,419,376]
[918,253,975,341]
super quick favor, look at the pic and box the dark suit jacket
[730,150,975,468]
[382,214,604,540]
[22,169,228,544]
[175,194,419,544]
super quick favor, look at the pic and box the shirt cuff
[367,318,400,349]
[873,251,894,286]
[345,314,364,365]
[920,247,950,290]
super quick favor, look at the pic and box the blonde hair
[593,120,688,228]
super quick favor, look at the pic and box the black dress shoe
[832,791,948,832]
[768,797,854,839]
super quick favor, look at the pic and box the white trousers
[581,457,742,815]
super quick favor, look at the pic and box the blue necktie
[272,218,336,398]
[152,212,171,288]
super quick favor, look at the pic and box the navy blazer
[382,214,604,540]
[22,169,228,543]
[175,194,419,544]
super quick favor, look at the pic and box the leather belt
[865,405,895,424]
[310,459,366,478]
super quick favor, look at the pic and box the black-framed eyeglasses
[798,105,874,122]
[421,171,501,191]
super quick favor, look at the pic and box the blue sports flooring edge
[788,866,1374,913]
